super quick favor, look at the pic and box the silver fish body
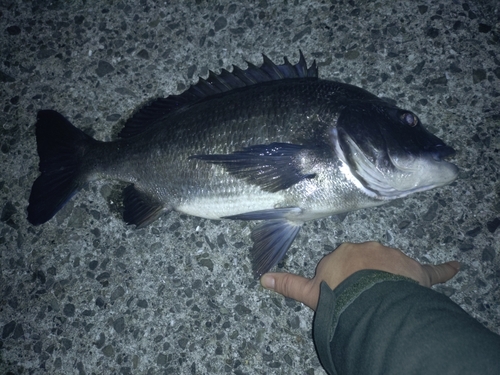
[28,53,458,276]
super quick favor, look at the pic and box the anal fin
[123,185,168,228]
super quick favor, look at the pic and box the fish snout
[430,144,456,161]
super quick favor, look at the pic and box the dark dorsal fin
[119,51,318,138]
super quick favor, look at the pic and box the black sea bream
[28,53,458,276]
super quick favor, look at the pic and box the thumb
[421,261,461,286]
[261,273,318,310]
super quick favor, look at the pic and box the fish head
[331,102,459,199]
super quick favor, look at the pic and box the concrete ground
[1,0,499,374]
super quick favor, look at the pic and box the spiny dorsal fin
[119,51,318,138]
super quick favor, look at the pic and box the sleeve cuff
[312,270,415,374]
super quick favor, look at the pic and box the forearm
[313,270,500,375]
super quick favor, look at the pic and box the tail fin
[27,110,95,225]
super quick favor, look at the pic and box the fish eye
[401,112,418,127]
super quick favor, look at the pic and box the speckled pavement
[1,1,499,374]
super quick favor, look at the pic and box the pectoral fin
[191,143,316,192]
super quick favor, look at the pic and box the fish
[27,52,459,277]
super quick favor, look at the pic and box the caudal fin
[27,110,95,225]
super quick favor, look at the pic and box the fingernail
[449,261,461,271]
[260,274,275,290]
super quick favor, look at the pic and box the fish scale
[27,52,458,277]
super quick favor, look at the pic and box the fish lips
[332,104,459,199]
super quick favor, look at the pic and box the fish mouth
[331,128,459,200]
[430,143,456,161]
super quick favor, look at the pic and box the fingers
[261,273,318,310]
[260,243,462,310]
[420,261,461,287]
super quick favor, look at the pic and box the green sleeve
[313,269,500,375]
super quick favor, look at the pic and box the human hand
[260,241,460,311]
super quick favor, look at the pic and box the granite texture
[1,0,499,374]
